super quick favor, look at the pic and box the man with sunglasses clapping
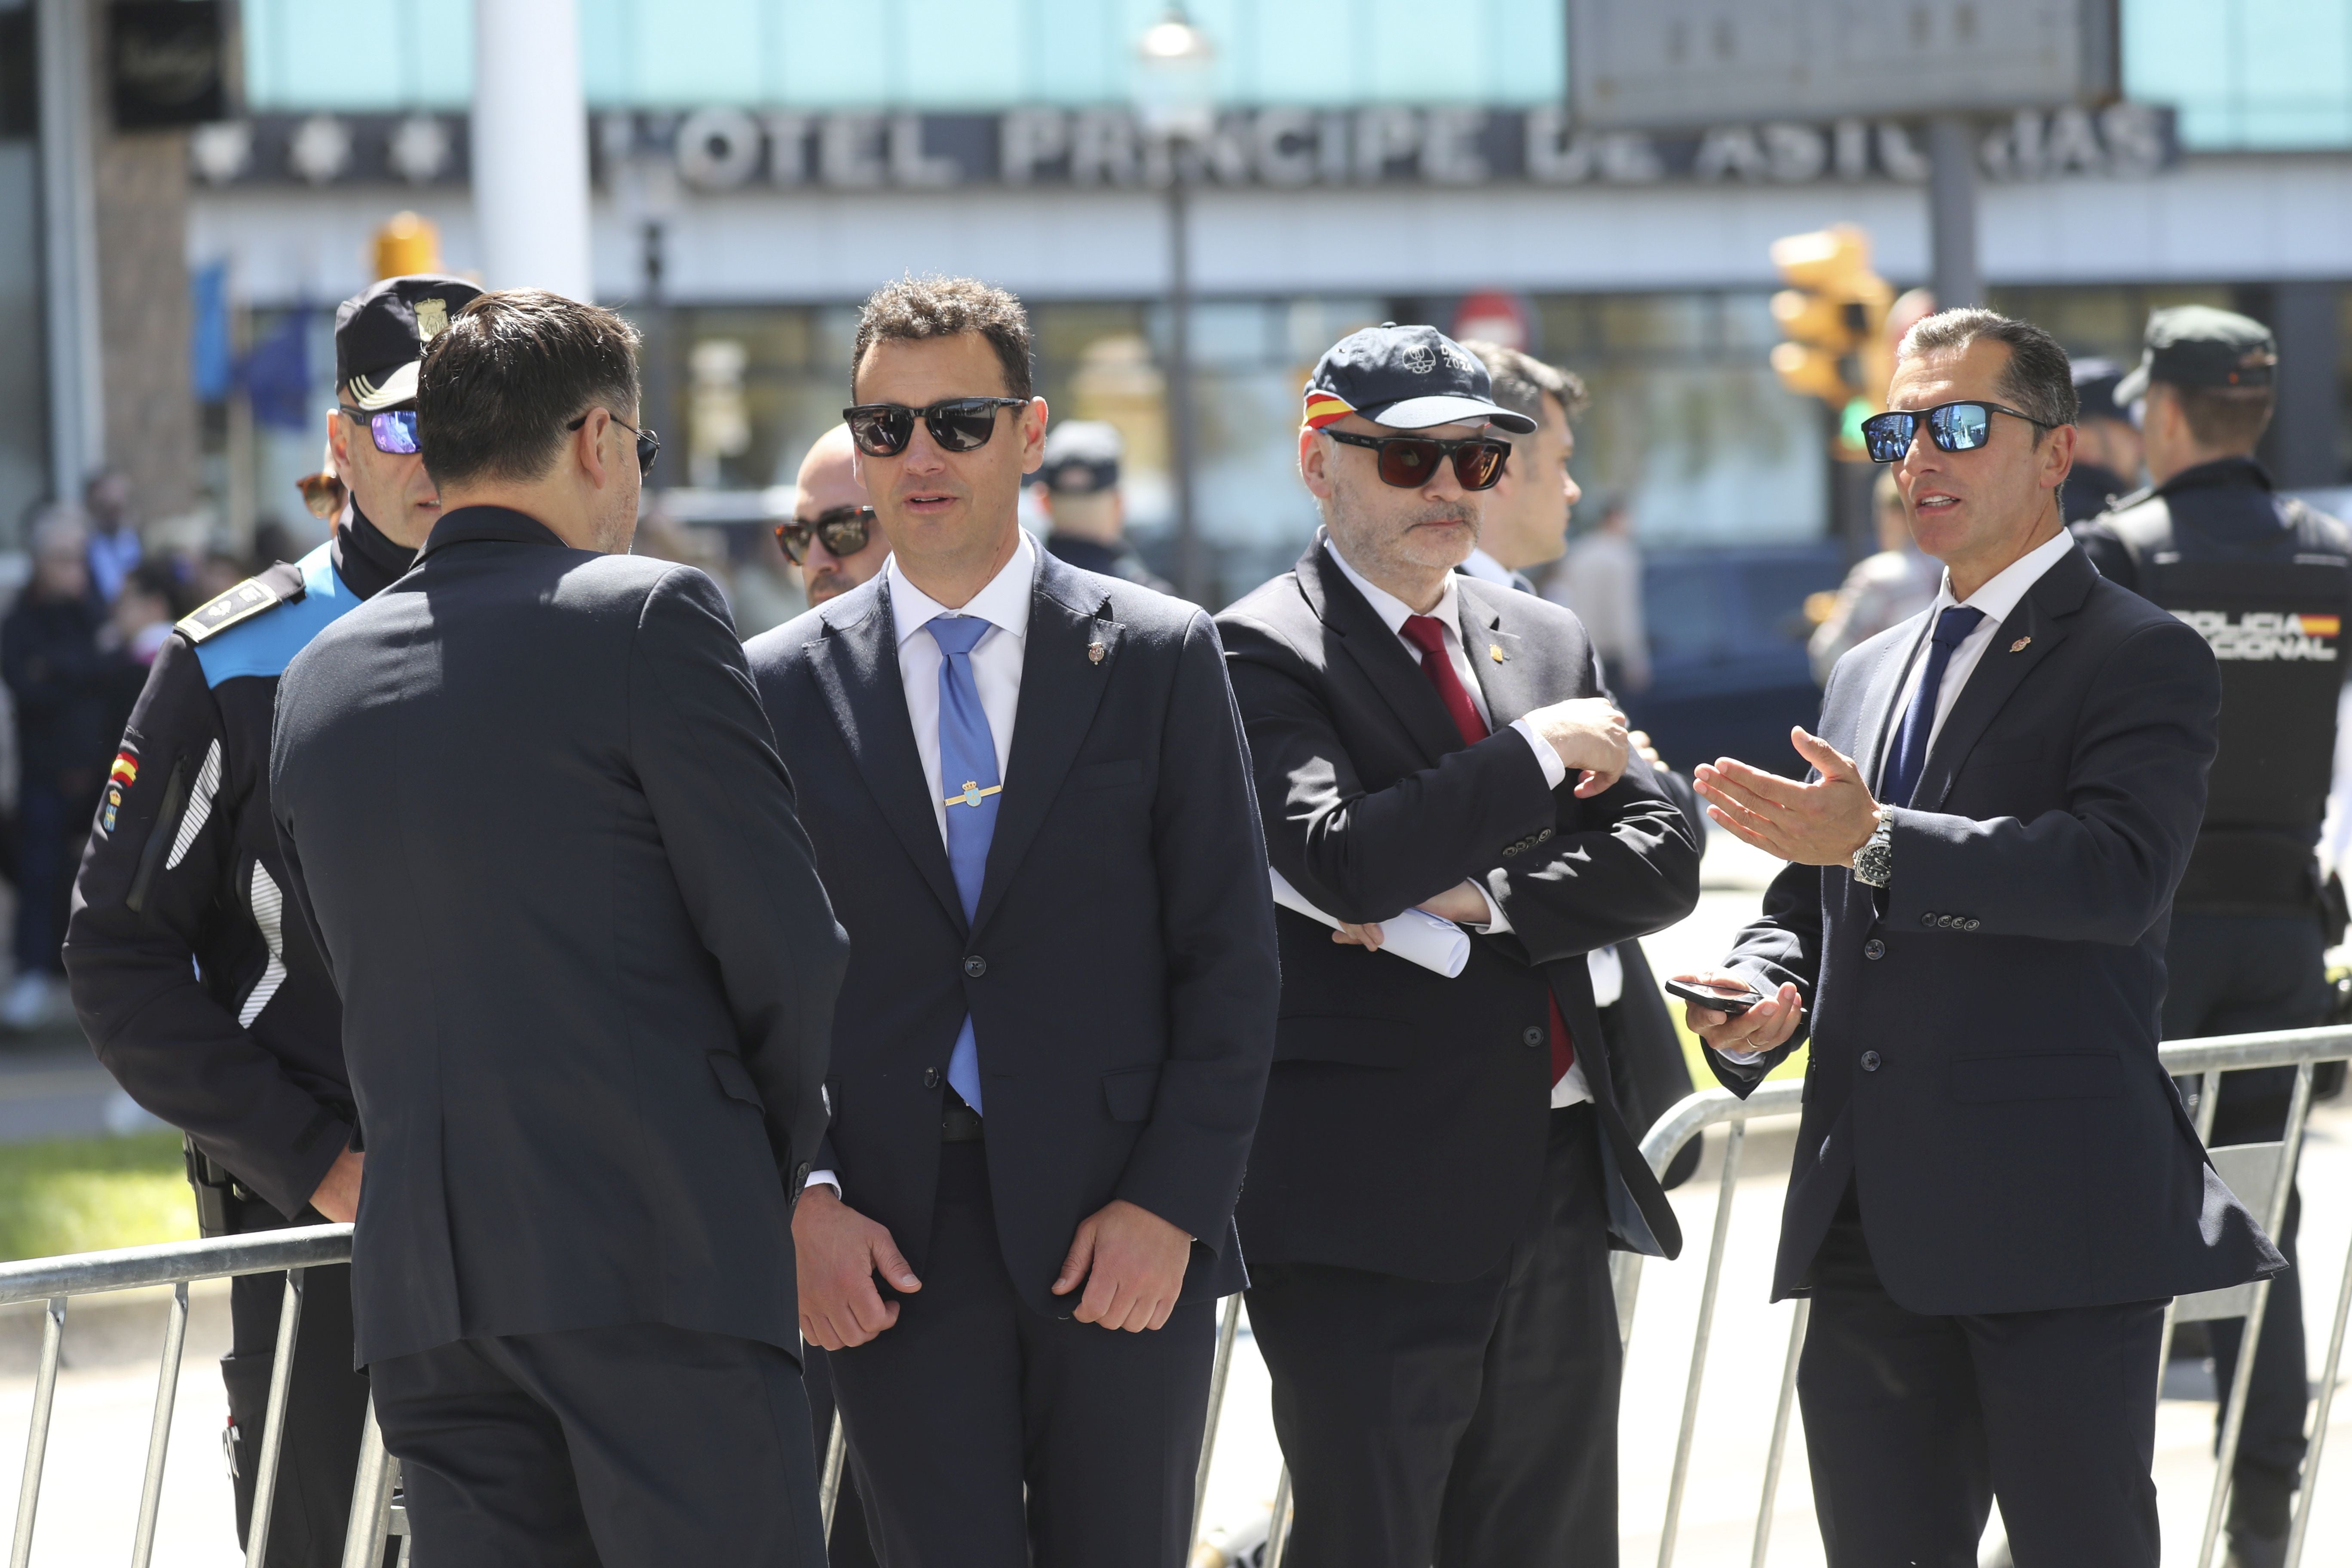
[1214,325,1700,1568]
[1679,309,2280,1568]
[746,277,1278,1568]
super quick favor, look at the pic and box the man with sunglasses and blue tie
[745,276,1278,1568]
[1679,308,2281,1568]
[63,273,476,1567]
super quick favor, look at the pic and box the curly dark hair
[852,276,1033,401]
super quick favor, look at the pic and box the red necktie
[1398,615,1575,1085]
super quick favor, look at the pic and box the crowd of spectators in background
[0,474,287,1029]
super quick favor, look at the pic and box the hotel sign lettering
[190,103,2178,192]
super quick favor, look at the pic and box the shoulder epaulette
[175,560,308,645]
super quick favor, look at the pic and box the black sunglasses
[775,505,876,564]
[1859,401,2054,464]
[1321,428,1512,492]
[565,410,661,477]
[842,398,1028,458]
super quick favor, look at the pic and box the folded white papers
[1268,867,1471,979]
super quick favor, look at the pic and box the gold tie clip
[945,781,1003,809]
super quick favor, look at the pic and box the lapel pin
[1087,639,1105,665]
[1489,644,1504,663]
[2009,636,2032,654]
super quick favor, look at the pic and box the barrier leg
[2286,1219,2352,1567]
[1261,1464,1294,1568]
[2198,1063,2315,1568]
[340,1397,395,1568]
[131,1280,190,1568]
[244,1268,307,1568]
[819,1412,846,1538]
[1749,1296,1809,1568]
[1614,1253,1646,1352]
[1190,1293,1242,1548]
[7,1296,64,1568]
[1658,1120,1746,1568]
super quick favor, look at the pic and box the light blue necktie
[926,615,1000,1114]
[1880,605,1984,809]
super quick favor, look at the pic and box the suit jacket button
[1522,1026,1546,1047]
[1860,1050,1883,1072]
[1536,827,1554,842]
[923,1067,941,1089]
[1863,939,1885,960]
[1964,919,1980,931]
[793,1162,812,1187]
[1503,845,1520,858]
[963,955,987,978]
[1921,912,1938,927]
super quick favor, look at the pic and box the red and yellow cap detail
[2300,614,2340,638]
[108,751,138,787]
[1302,389,1355,429]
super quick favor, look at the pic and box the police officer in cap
[64,273,479,1566]
[2059,355,2144,522]
[1032,420,1175,593]
[2074,304,2347,1568]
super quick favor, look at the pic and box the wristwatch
[1850,808,1893,888]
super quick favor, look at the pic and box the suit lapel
[1299,539,1473,765]
[1457,581,1541,726]
[1854,619,1930,795]
[1910,548,2091,812]
[807,582,967,932]
[971,557,1121,936]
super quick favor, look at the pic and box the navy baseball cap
[336,274,482,411]
[1303,323,1537,435]
[2071,357,2128,424]
[1038,420,1122,494]
[2114,306,2277,404]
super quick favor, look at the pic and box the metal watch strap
[1851,810,1894,888]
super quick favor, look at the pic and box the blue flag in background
[242,310,312,432]
[190,263,231,403]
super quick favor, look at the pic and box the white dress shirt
[1325,542,1592,1107]
[1714,530,2076,1068]
[808,532,1040,1195]
[1458,547,1517,588]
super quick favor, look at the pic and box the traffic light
[374,211,443,280]
[1768,224,1894,459]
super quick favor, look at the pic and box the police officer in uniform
[2074,305,2346,1568]
[2059,356,2144,523]
[64,274,478,1566]
[1031,420,1175,593]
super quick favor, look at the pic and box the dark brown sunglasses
[294,470,346,521]
[775,505,876,564]
[1322,428,1511,491]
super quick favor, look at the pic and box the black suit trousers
[2162,910,2326,1536]
[370,1322,826,1568]
[1246,1104,1620,1568]
[1798,1188,2165,1568]
[825,1142,1214,1568]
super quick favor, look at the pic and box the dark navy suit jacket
[745,547,1280,1316]
[1714,542,2285,1314]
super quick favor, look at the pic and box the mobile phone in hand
[1664,976,1766,1017]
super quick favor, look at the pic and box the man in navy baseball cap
[1216,320,1697,1567]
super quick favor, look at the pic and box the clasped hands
[796,1185,1191,1350]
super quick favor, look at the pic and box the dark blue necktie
[1879,605,1984,810]
[926,615,1000,1113]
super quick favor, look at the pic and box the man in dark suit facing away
[1681,308,2283,1568]
[270,289,847,1567]
[1216,324,1700,1568]
[745,276,1280,1568]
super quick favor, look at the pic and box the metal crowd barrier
[1212,1025,2352,1568]
[0,1222,410,1568]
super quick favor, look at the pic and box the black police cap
[336,274,483,411]
[2114,306,2277,404]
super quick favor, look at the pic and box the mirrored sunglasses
[775,505,876,564]
[1859,401,2054,464]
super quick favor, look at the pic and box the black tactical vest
[2094,471,2350,912]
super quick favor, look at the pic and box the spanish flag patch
[108,750,138,787]
[2301,614,2341,638]
[1303,389,1355,429]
